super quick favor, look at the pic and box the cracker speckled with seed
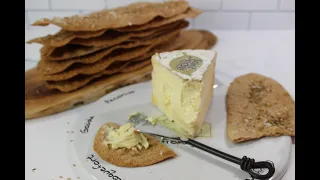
[46,59,151,92]
[131,33,187,62]
[26,29,105,47]
[93,122,176,167]
[26,8,200,47]
[39,45,153,78]
[38,20,188,61]
[38,27,182,79]
[37,21,188,76]
[70,20,186,47]
[226,73,295,143]
[115,7,201,32]
[42,32,189,82]
[31,1,191,31]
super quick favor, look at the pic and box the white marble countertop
[25,29,295,180]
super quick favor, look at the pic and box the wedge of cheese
[151,49,217,137]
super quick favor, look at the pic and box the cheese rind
[151,49,217,137]
[153,49,216,80]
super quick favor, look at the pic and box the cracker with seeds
[93,122,176,167]
[45,59,151,92]
[26,8,200,47]
[39,21,188,61]
[31,1,190,31]
[38,28,182,79]
[39,45,155,77]
[37,22,187,76]
[69,20,186,47]
[226,73,295,143]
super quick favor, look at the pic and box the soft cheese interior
[151,49,217,137]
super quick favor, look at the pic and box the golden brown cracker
[27,8,200,48]
[45,61,151,92]
[131,33,186,62]
[115,7,201,32]
[120,59,151,73]
[38,45,153,77]
[38,28,181,80]
[25,65,152,119]
[31,1,190,31]
[93,122,176,167]
[40,20,188,61]
[226,73,295,143]
[40,43,105,61]
[69,20,187,47]
[45,63,131,92]
[26,29,106,47]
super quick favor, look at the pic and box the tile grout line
[191,19,195,29]
[104,0,108,9]
[48,0,52,10]
[25,11,29,29]
[247,11,252,30]
[25,59,38,62]
[277,0,281,11]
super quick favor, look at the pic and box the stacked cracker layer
[25,1,217,119]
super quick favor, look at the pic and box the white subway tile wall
[51,0,106,10]
[108,0,163,9]
[222,0,278,10]
[25,0,49,10]
[250,12,295,29]
[184,0,221,10]
[279,0,295,11]
[25,0,295,30]
[195,12,250,30]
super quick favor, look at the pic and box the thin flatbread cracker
[94,122,176,167]
[115,7,201,32]
[38,43,152,76]
[130,33,187,62]
[68,20,186,47]
[226,73,295,143]
[31,1,190,31]
[120,59,151,73]
[40,30,186,79]
[38,29,180,79]
[46,60,152,92]
[40,21,188,61]
[26,8,200,47]
[26,29,106,47]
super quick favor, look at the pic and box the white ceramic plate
[66,81,292,180]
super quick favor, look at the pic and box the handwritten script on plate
[104,91,135,104]
[80,116,94,133]
[87,154,122,180]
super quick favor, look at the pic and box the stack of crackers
[25,1,217,119]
